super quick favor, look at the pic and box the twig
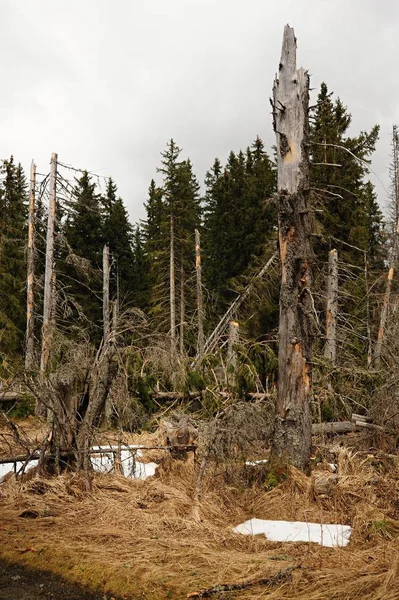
[186,565,298,598]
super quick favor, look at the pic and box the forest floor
[1,418,399,600]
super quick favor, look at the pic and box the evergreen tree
[102,178,135,305]
[203,138,276,317]
[0,157,28,360]
[310,83,384,267]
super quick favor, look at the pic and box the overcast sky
[1,0,398,222]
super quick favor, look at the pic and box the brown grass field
[1,419,399,599]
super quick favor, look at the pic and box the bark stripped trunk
[38,153,57,416]
[179,255,185,355]
[40,153,57,376]
[25,160,36,371]
[195,229,205,359]
[170,213,176,353]
[324,249,338,364]
[269,26,313,472]
[374,127,399,368]
[227,320,239,388]
[103,244,110,343]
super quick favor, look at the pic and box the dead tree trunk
[103,244,110,343]
[227,320,239,387]
[25,160,36,371]
[170,213,176,353]
[374,266,394,368]
[269,26,314,472]
[40,153,57,376]
[324,249,338,364]
[38,153,57,416]
[179,257,185,355]
[374,127,399,368]
[195,229,205,359]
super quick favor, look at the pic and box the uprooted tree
[269,25,314,472]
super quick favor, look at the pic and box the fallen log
[312,421,358,435]
[186,565,297,598]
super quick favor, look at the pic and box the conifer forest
[1,18,399,600]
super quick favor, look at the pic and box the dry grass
[1,427,399,599]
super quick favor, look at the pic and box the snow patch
[233,518,352,547]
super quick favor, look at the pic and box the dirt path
[0,559,119,600]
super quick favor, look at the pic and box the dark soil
[0,559,119,600]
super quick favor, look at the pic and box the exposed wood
[195,229,205,358]
[25,160,36,371]
[103,245,110,343]
[269,26,313,471]
[374,267,394,368]
[312,421,357,435]
[324,249,338,364]
[179,258,185,355]
[187,566,297,598]
[40,152,57,376]
[192,252,278,367]
[170,213,176,352]
[227,320,239,387]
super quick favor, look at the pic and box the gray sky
[1,0,398,222]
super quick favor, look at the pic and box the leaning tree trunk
[269,26,314,472]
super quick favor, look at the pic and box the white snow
[0,446,158,482]
[245,459,268,466]
[233,518,352,547]
[90,446,158,479]
[0,459,39,481]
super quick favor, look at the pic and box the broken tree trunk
[25,160,36,371]
[179,257,185,355]
[170,213,176,353]
[227,320,239,387]
[195,229,205,358]
[103,244,110,343]
[374,266,394,368]
[38,153,57,416]
[40,152,57,376]
[269,26,314,472]
[324,249,338,364]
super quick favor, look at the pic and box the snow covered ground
[0,446,158,481]
[233,518,352,547]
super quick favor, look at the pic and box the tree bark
[40,153,57,377]
[179,255,185,355]
[25,161,36,371]
[324,249,338,364]
[170,213,176,353]
[227,320,239,387]
[269,26,313,472]
[195,229,205,359]
[103,245,110,343]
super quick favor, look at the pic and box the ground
[0,559,119,600]
[1,418,399,600]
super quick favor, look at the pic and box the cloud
[1,0,397,220]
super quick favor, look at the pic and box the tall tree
[0,157,28,360]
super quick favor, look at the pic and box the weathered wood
[227,320,239,387]
[25,160,36,371]
[312,421,357,435]
[324,249,338,364]
[170,213,176,352]
[40,153,57,377]
[179,257,185,355]
[195,229,205,358]
[187,566,297,598]
[374,267,394,368]
[103,245,110,343]
[269,26,314,471]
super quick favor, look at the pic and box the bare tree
[25,160,36,371]
[324,249,338,364]
[195,229,205,358]
[269,26,314,472]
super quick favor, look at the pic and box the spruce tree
[0,157,28,360]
